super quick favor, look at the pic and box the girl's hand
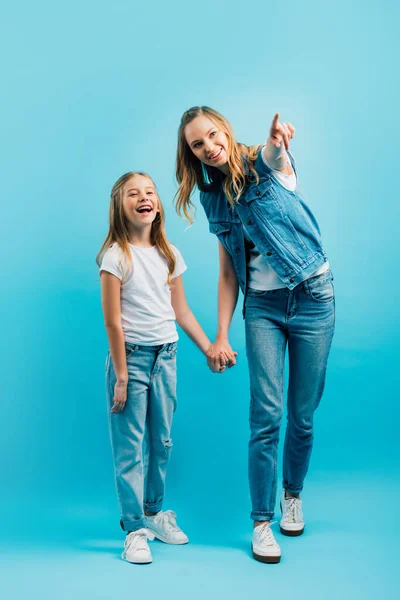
[206,339,238,373]
[110,380,128,413]
[269,113,295,150]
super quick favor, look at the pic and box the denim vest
[199,148,328,299]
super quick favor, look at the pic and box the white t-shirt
[245,150,329,290]
[100,243,187,345]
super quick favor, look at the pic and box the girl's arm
[262,112,295,174]
[100,271,128,413]
[206,242,239,371]
[171,275,211,355]
[171,275,236,372]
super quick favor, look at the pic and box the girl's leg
[144,342,177,514]
[106,346,153,532]
[283,275,335,494]
[245,290,288,522]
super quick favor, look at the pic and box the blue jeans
[106,341,177,532]
[245,270,335,521]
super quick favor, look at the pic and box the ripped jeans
[106,341,177,532]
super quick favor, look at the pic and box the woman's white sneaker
[252,522,281,563]
[122,528,155,564]
[280,491,305,536]
[146,510,189,544]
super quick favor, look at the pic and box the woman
[175,107,335,564]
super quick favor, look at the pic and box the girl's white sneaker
[147,510,189,544]
[122,528,155,564]
[280,491,305,536]
[252,522,281,563]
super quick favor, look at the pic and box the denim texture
[105,341,177,532]
[245,270,335,520]
[200,149,329,297]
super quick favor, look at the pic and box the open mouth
[136,206,153,214]
[208,148,223,161]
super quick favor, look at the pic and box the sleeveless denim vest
[199,148,329,306]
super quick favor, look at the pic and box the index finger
[271,112,280,129]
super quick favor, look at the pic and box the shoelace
[257,522,277,547]
[284,497,302,523]
[123,528,155,556]
[153,510,180,532]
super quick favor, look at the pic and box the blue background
[1,0,398,597]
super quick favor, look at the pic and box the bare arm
[262,112,295,174]
[171,275,211,355]
[206,242,239,371]
[100,271,128,412]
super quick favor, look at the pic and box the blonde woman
[175,107,335,563]
[97,172,235,564]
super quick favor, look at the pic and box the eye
[129,192,138,197]
[147,191,154,195]
[193,142,202,149]
[210,131,217,137]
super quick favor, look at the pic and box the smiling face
[184,115,230,171]
[122,174,159,230]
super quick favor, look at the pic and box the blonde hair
[96,172,176,284]
[175,106,260,223]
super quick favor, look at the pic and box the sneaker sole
[151,532,189,545]
[122,554,153,564]
[251,545,281,564]
[279,526,304,537]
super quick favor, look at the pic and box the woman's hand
[110,380,128,413]
[206,338,238,373]
[269,113,295,150]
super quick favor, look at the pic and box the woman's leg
[245,290,288,522]
[106,346,153,532]
[144,342,177,514]
[283,275,335,494]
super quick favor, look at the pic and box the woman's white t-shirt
[100,243,187,345]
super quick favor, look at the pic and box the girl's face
[122,174,159,230]
[184,115,229,170]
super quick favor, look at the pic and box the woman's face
[184,115,229,170]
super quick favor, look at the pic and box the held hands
[110,380,128,413]
[206,338,238,374]
[269,113,295,150]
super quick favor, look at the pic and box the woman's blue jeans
[245,270,335,521]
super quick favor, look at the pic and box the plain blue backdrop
[1,0,398,598]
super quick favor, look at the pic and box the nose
[204,140,215,154]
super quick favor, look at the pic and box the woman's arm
[262,112,295,174]
[171,275,211,355]
[100,271,128,413]
[206,242,239,371]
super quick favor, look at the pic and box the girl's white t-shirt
[100,243,187,345]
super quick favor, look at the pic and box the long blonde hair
[96,172,176,284]
[175,106,260,223]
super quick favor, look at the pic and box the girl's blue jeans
[106,341,177,532]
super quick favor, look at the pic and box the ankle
[285,491,300,499]
[254,520,270,529]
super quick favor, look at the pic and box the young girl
[175,108,335,564]
[97,171,235,564]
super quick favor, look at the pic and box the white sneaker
[280,491,305,536]
[252,522,281,563]
[146,510,189,545]
[122,528,155,564]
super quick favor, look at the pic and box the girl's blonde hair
[175,106,260,223]
[96,172,176,284]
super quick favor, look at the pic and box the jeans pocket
[125,342,138,358]
[306,273,334,303]
[246,288,268,298]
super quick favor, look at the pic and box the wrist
[116,375,128,385]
